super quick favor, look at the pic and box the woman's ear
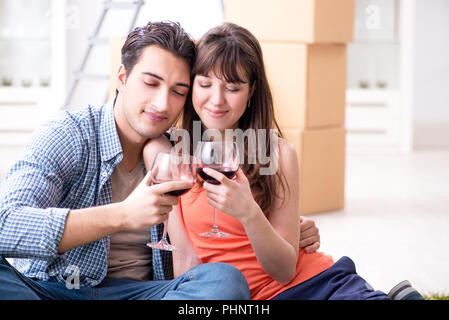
[249,82,256,99]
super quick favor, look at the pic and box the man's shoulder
[35,104,104,139]
[50,104,104,129]
[25,104,108,159]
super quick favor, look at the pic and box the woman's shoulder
[277,136,295,152]
[145,134,173,153]
[271,137,299,182]
[277,137,298,164]
[143,134,174,168]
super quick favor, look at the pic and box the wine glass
[146,152,196,251]
[194,141,240,238]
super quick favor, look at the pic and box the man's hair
[114,21,196,99]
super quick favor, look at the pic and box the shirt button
[102,156,107,161]
[102,171,108,178]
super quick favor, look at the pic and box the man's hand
[299,216,320,253]
[120,170,193,230]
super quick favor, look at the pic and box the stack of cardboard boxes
[224,0,355,214]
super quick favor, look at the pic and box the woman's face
[192,71,252,133]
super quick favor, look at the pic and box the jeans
[273,256,390,300]
[0,257,250,300]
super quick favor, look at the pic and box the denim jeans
[0,257,250,300]
[273,256,390,300]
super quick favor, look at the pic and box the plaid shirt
[0,102,172,286]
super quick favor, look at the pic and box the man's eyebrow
[142,72,190,88]
[142,72,163,80]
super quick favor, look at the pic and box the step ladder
[63,0,145,109]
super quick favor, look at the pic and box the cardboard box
[108,38,126,101]
[282,127,346,214]
[223,0,355,43]
[262,42,347,129]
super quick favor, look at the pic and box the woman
[144,23,417,300]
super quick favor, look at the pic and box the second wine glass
[146,152,196,251]
[194,141,240,238]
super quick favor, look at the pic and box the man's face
[116,45,191,141]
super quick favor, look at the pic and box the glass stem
[161,219,169,242]
[212,208,219,232]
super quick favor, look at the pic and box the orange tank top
[179,187,335,300]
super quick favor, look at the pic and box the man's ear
[116,64,127,92]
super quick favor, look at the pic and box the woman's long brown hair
[180,23,289,215]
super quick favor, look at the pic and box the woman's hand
[201,167,321,254]
[201,167,257,222]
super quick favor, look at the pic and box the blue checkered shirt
[0,102,172,286]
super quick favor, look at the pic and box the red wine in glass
[197,167,237,185]
[146,152,196,251]
[194,141,240,238]
[152,179,192,196]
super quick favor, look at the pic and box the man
[0,21,320,300]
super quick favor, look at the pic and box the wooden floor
[1,147,448,295]
[309,149,449,295]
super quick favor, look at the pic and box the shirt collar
[99,101,123,163]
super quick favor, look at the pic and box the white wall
[61,0,449,151]
[412,0,449,149]
[136,0,223,40]
[0,0,52,89]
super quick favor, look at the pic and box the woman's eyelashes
[198,81,211,88]
[225,86,240,92]
[198,82,240,92]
